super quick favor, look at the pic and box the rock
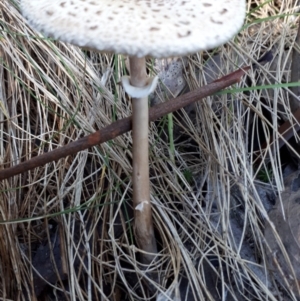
[264,171,300,298]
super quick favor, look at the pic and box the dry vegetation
[1,0,300,300]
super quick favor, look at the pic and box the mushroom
[20,0,246,274]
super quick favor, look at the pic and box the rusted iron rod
[0,66,249,181]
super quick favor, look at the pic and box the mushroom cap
[21,0,246,58]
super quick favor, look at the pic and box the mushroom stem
[129,56,158,260]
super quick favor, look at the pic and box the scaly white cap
[21,0,246,58]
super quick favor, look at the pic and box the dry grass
[1,0,300,300]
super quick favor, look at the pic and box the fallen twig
[256,40,300,160]
[258,106,300,157]
[0,66,250,181]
